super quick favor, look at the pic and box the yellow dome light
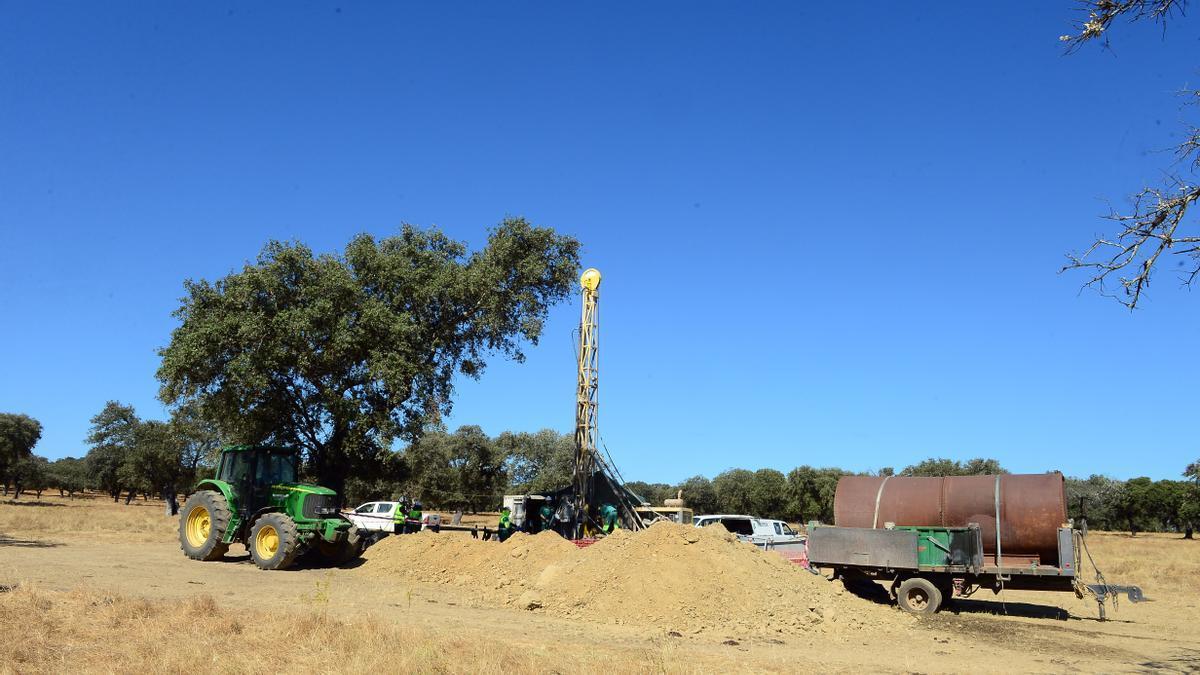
[580,268,602,292]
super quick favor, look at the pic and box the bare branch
[1064,178,1200,309]
[1060,0,1188,51]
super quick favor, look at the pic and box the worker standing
[393,498,408,536]
[406,501,423,534]
[600,503,620,535]
[498,506,514,542]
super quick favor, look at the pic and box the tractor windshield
[255,451,298,485]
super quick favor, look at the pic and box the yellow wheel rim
[255,524,279,559]
[185,506,211,548]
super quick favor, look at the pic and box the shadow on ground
[0,500,67,508]
[208,549,367,571]
[839,577,1078,622]
[945,598,1070,621]
[0,534,63,548]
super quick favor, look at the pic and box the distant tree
[1066,474,1124,531]
[0,413,43,495]
[499,429,574,494]
[157,220,580,496]
[713,469,755,515]
[901,458,963,477]
[342,450,408,506]
[901,457,1007,477]
[169,402,222,485]
[786,466,843,524]
[120,420,185,503]
[1182,459,1200,539]
[877,467,895,477]
[1113,477,1158,536]
[675,475,718,515]
[401,430,457,509]
[445,426,508,513]
[747,469,788,520]
[962,458,1008,476]
[84,401,140,503]
[623,481,673,506]
[48,457,90,498]
[11,455,50,499]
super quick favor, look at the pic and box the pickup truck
[694,514,804,545]
[345,501,441,535]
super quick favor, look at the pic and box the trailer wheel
[896,577,942,614]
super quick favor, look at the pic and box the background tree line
[6,405,1199,539]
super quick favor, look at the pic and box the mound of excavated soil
[359,521,907,636]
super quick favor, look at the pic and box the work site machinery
[178,445,362,570]
[805,473,1146,618]
[565,268,645,539]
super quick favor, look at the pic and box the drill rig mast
[569,268,642,538]
[571,268,601,538]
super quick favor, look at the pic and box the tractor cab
[214,446,300,514]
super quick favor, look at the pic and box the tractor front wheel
[248,513,300,570]
[179,490,231,562]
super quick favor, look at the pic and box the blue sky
[2,3,1198,482]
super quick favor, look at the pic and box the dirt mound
[360,529,577,607]
[359,522,906,636]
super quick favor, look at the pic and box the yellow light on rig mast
[580,268,601,292]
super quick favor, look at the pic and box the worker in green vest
[600,503,619,535]
[498,506,514,542]
[393,499,408,535]
[539,503,554,533]
[406,501,423,534]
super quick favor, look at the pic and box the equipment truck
[178,445,362,570]
[806,473,1146,618]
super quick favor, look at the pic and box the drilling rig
[568,268,644,538]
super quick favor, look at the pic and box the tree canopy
[0,413,43,493]
[157,219,580,493]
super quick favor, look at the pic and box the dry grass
[0,494,176,542]
[0,584,736,675]
[1080,531,1200,598]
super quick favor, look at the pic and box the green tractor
[178,445,362,570]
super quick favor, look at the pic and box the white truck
[694,514,804,545]
[345,501,441,546]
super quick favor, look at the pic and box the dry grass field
[1,494,1198,673]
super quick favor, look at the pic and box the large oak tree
[157,218,579,494]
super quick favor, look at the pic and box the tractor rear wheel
[248,513,300,570]
[317,526,364,565]
[896,577,943,615]
[179,490,231,561]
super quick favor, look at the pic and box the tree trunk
[124,490,135,505]
[35,489,43,498]
[1186,525,1194,540]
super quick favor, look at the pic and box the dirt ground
[2,494,1198,673]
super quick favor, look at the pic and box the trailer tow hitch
[1086,584,1149,620]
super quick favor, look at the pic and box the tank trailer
[805,473,1146,618]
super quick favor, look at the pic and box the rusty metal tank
[834,473,1067,564]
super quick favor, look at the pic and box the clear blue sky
[2,3,1198,483]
